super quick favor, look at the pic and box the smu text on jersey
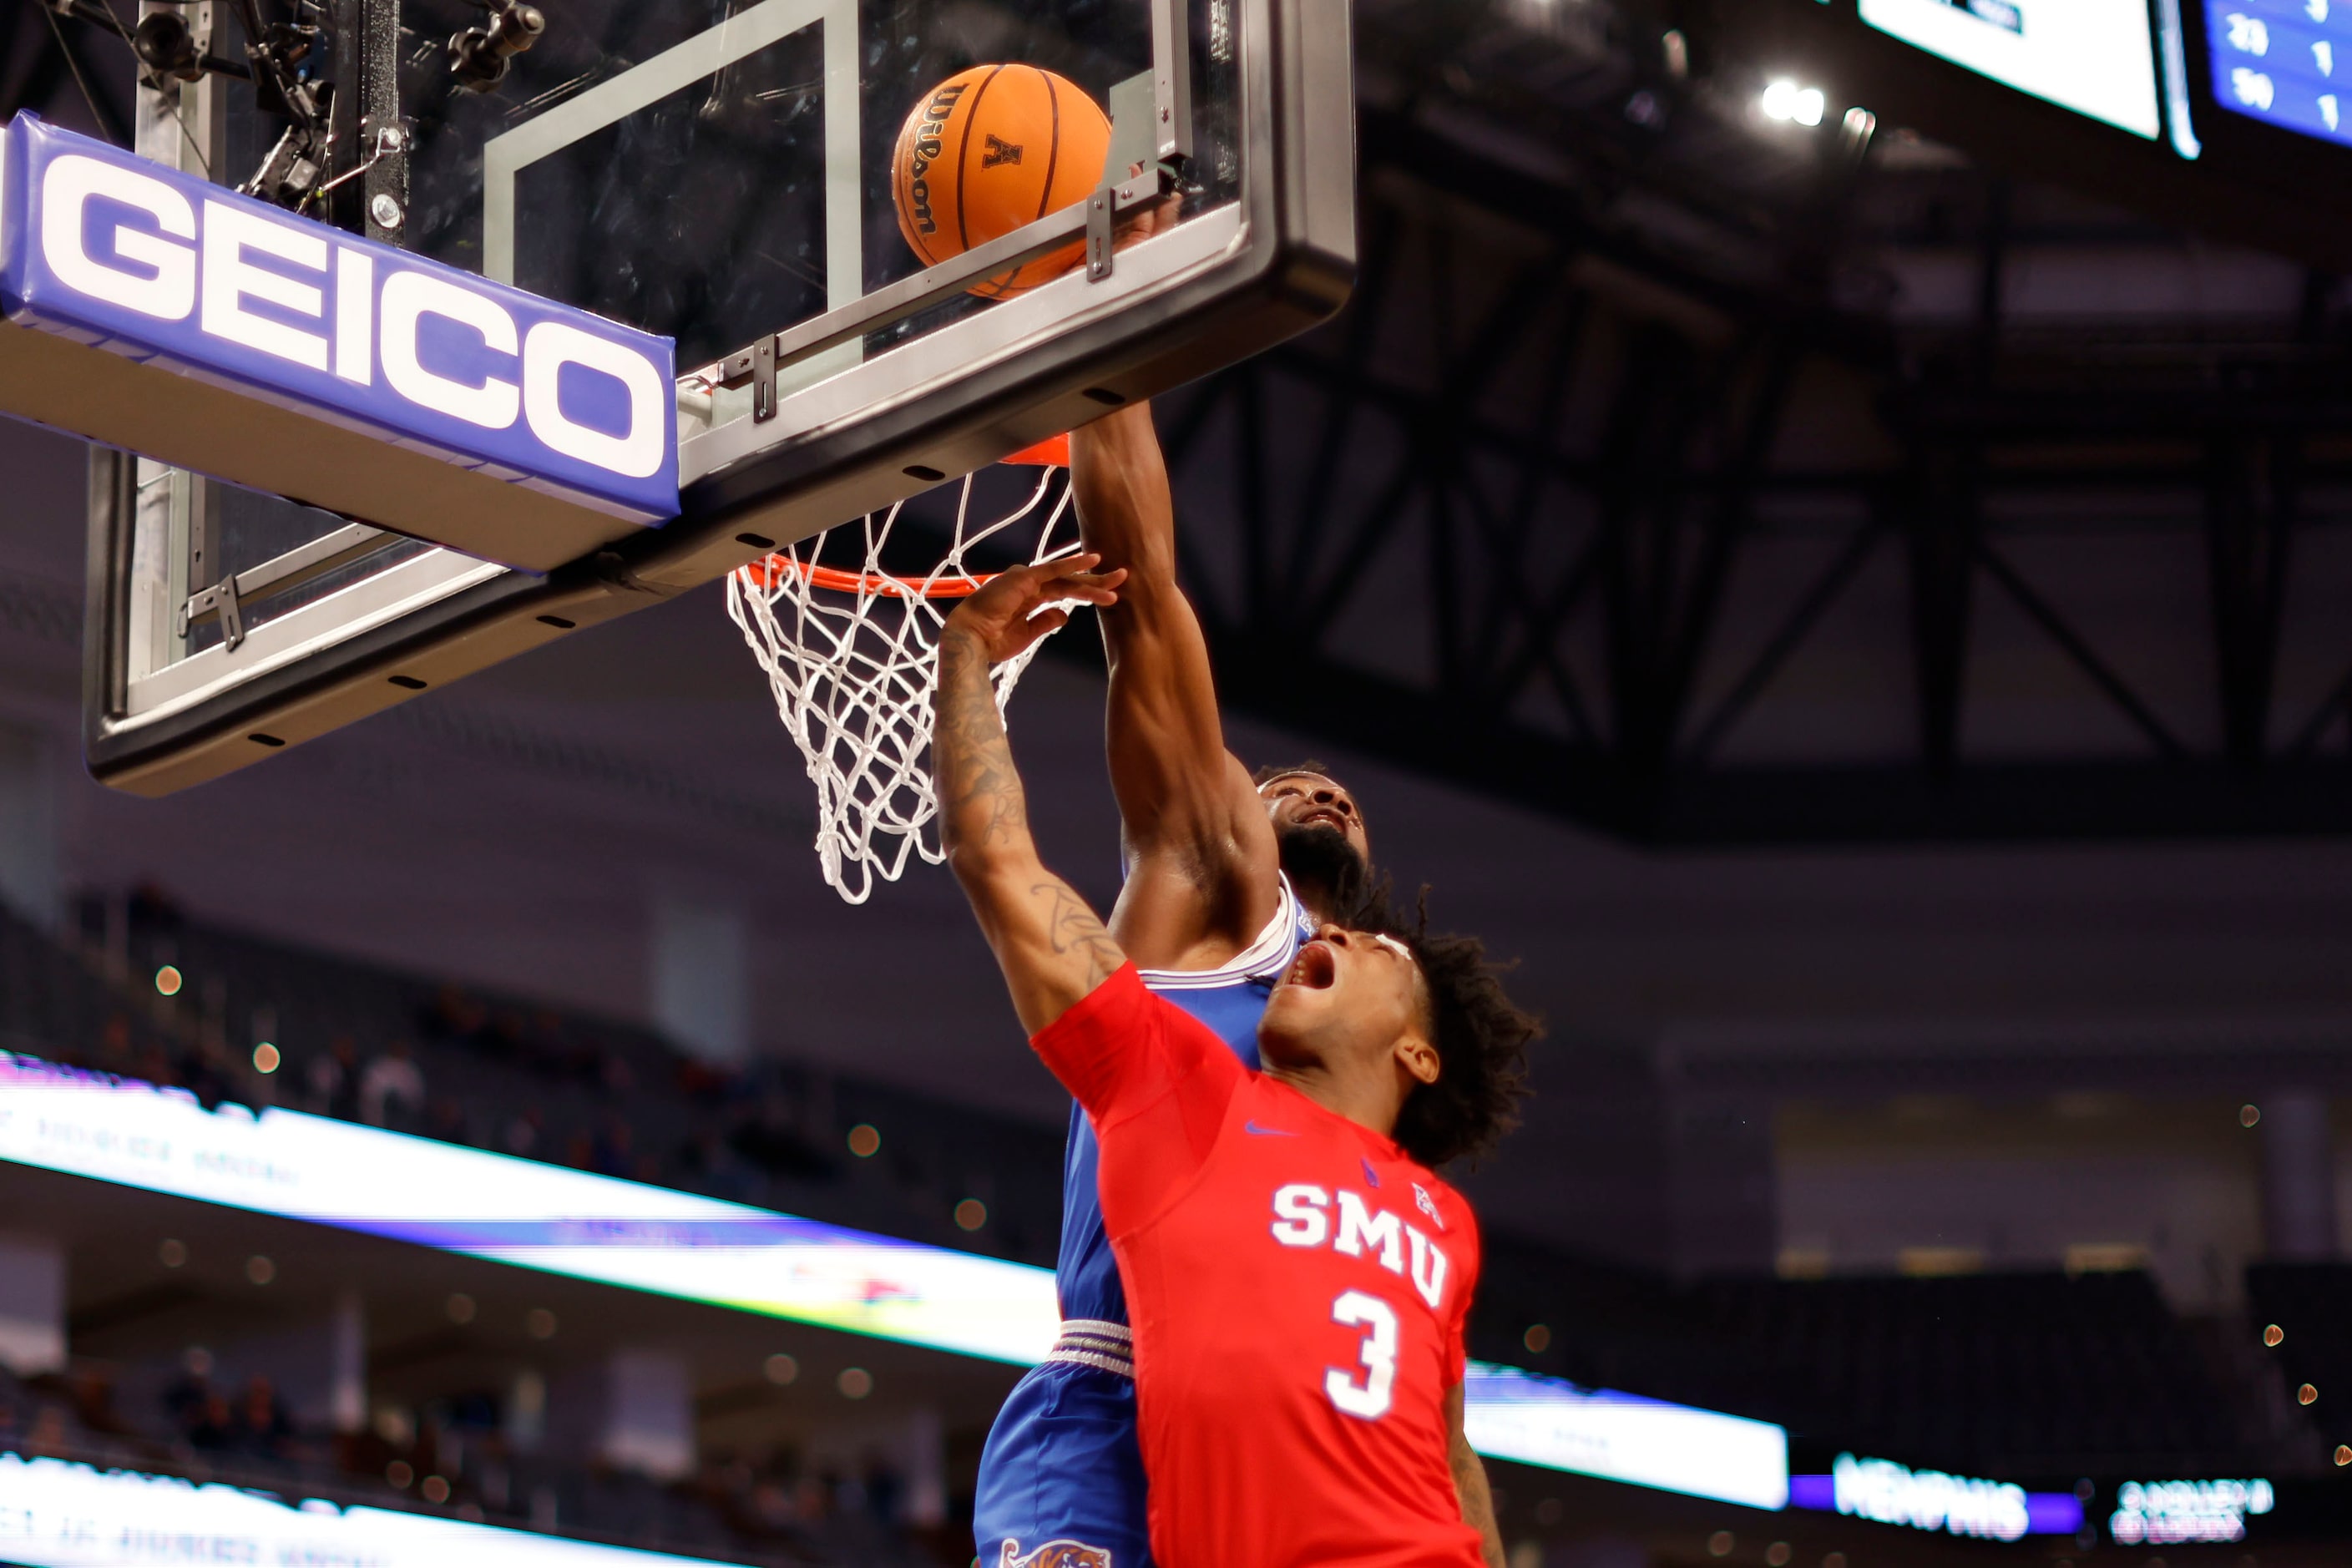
[1270,1184,1453,1311]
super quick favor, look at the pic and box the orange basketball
[892,65,1113,300]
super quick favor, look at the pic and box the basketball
[892,65,1114,299]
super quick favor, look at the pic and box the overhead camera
[130,9,205,87]
[241,17,333,209]
[449,2,546,94]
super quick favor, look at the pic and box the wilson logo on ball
[902,80,969,236]
[891,64,1110,297]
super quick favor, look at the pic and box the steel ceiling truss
[1149,111,2352,843]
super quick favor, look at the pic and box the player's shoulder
[1400,1165,1479,1249]
[1034,962,1183,1050]
[1136,975,1254,1080]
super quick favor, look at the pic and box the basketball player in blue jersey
[971,403,1506,1568]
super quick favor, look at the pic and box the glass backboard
[81,0,1353,794]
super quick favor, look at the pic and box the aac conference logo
[0,113,677,524]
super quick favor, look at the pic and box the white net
[725,463,1080,903]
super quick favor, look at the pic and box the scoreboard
[2208,1,2352,145]
[1848,0,2352,164]
[1731,0,2352,268]
[1859,0,2165,139]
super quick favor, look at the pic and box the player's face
[1258,773,1371,862]
[1262,925,1433,1089]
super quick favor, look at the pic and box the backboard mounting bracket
[1087,188,1116,281]
[179,573,246,653]
[753,336,780,424]
[174,524,397,650]
[1151,0,1193,166]
[711,164,1181,400]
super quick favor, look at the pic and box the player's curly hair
[1354,885,1537,1171]
[1251,759,1336,787]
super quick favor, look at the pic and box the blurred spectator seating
[0,893,1066,1269]
[1474,1239,2246,1474]
[0,1355,941,1565]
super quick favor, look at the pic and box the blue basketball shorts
[973,1358,1152,1568]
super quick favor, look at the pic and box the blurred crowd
[0,885,1062,1266]
[0,1353,949,1565]
[0,885,1078,1562]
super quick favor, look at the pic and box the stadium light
[1760,78,1827,127]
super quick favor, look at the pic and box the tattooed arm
[935,554,1131,1035]
[1447,1383,1506,1568]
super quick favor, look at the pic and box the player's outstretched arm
[1071,404,1280,963]
[936,555,1133,1036]
[1447,1383,1506,1568]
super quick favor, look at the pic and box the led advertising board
[1464,1365,1788,1510]
[0,1453,734,1568]
[1859,0,2165,138]
[0,1052,1061,1367]
[2206,2,2352,145]
[0,1055,1791,1507]
[2109,1478,2275,1544]
[0,114,677,571]
[0,113,678,520]
[1788,1454,2084,1540]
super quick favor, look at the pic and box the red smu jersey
[1033,965,1485,1568]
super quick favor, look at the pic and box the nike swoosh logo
[1244,1120,1299,1137]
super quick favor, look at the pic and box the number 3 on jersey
[1325,1290,1399,1419]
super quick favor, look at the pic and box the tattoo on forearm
[935,632,1026,849]
[938,630,1125,1001]
[1038,881,1125,990]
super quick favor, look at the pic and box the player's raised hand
[945,554,1126,665]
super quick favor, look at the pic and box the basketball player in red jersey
[933,555,1535,1567]
[973,401,1494,1568]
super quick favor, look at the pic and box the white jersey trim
[1043,1320,1136,1378]
[1135,873,1313,992]
[1058,1318,1133,1345]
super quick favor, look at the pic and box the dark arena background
[4,0,2352,1565]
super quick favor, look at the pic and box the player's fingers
[1034,553,1106,585]
[1060,569,1125,599]
[1001,608,1068,657]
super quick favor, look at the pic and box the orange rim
[1003,432,1070,467]
[736,438,1071,598]
[739,556,994,599]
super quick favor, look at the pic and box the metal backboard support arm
[711,169,1173,407]
[358,0,407,242]
[1153,0,1194,166]
[325,0,405,238]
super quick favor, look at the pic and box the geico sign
[2,114,677,523]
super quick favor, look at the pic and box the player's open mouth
[1295,807,1348,833]
[1284,941,1338,991]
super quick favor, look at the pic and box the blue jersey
[974,877,1313,1568]
[1054,908,1306,1322]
